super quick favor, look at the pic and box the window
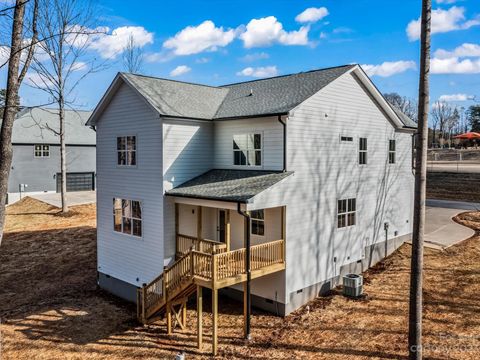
[34,144,50,157]
[389,139,396,164]
[233,133,261,166]
[250,209,265,236]
[340,136,353,142]
[337,198,356,228]
[359,138,367,165]
[113,198,142,237]
[117,136,136,166]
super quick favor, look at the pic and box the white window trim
[116,135,137,168]
[34,144,50,158]
[250,209,265,236]
[232,132,263,169]
[337,197,357,229]
[113,198,143,239]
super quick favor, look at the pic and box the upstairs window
[359,138,367,165]
[34,144,50,157]
[389,140,396,164]
[250,209,265,236]
[340,136,353,142]
[233,133,262,166]
[117,136,136,166]
[337,198,356,228]
[113,198,142,237]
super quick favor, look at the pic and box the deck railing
[138,239,285,322]
[177,234,227,255]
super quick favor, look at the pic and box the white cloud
[431,57,480,73]
[240,52,270,62]
[195,57,210,64]
[87,26,154,59]
[236,66,278,78]
[434,43,480,59]
[163,20,236,56]
[439,93,474,101]
[361,60,416,77]
[25,72,55,88]
[436,0,462,3]
[295,7,329,23]
[407,6,480,41]
[170,65,191,77]
[70,61,87,72]
[239,16,309,48]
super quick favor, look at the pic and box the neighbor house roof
[87,64,414,130]
[165,169,293,203]
[7,107,95,145]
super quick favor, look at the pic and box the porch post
[197,206,202,247]
[197,285,203,349]
[175,203,179,254]
[226,209,231,252]
[212,288,218,355]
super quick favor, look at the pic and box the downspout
[237,202,251,340]
[277,115,286,172]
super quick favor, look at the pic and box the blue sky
[4,0,480,112]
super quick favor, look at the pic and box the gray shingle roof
[390,106,417,128]
[165,169,293,203]
[215,65,355,119]
[122,73,229,120]
[6,107,94,145]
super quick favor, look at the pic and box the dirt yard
[1,198,480,359]
[427,171,480,203]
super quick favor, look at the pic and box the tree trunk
[0,0,27,246]
[408,0,431,359]
[59,92,68,213]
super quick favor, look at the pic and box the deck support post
[212,288,218,355]
[197,285,203,349]
[175,203,179,254]
[167,302,172,335]
[182,300,187,328]
[243,281,248,338]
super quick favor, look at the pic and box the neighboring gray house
[6,107,95,203]
[87,64,415,336]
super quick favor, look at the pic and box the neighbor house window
[113,198,142,237]
[233,133,261,166]
[250,209,265,236]
[359,138,367,165]
[337,198,356,228]
[389,140,396,164]
[117,136,136,166]
[34,144,49,157]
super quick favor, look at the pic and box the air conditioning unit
[343,274,363,298]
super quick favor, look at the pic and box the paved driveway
[423,200,476,249]
[30,191,96,207]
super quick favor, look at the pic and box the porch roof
[165,169,293,203]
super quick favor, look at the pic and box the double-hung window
[250,209,265,236]
[117,136,136,166]
[359,138,367,165]
[337,198,356,228]
[389,140,396,164]
[34,144,50,157]
[113,198,142,237]
[233,133,262,166]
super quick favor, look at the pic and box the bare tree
[384,92,418,122]
[28,0,104,213]
[431,101,454,146]
[122,34,144,73]
[408,0,431,358]
[0,0,38,246]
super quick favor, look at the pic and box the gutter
[277,115,286,172]
[237,202,251,340]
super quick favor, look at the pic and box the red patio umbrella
[453,132,480,140]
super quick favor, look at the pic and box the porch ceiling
[165,169,293,203]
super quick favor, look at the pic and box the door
[218,209,226,243]
[56,172,95,192]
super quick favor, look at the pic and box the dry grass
[1,198,480,359]
[427,172,480,203]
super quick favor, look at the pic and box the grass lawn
[427,172,480,203]
[1,198,480,359]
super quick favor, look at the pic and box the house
[87,64,416,354]
[6,107,95,204]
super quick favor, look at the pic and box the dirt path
[1,198,480,359]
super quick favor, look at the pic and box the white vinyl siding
[96,82,164,286]
[213,117,283,171]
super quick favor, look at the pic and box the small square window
[34,144,49,157]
